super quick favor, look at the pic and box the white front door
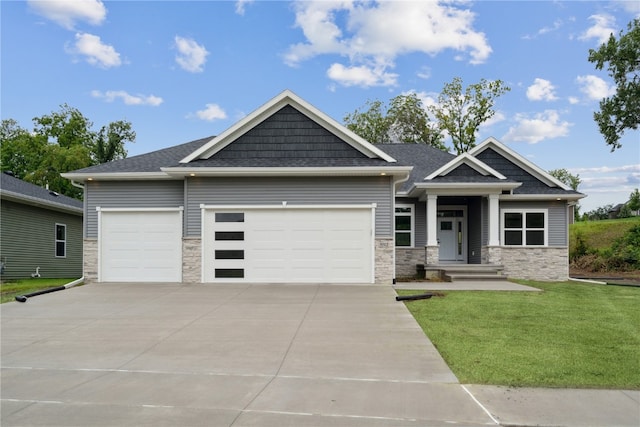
[437,211,466,262]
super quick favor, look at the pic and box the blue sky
[2,0,639,212]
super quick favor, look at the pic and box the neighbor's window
[395,204,414,247]
[55,224,66,257]
[502,210,547,246]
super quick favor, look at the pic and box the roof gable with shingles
[0,173,83,214]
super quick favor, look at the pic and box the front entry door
[437,211,466,262]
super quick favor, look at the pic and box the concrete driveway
[1,283,495,426]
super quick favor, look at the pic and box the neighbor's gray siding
[85,181,184,238]
[0,200,82,279]
[186,176,394,237]
[499,200,568,246]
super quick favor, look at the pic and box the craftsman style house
[62,91,583,284]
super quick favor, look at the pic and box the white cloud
[66,32,121,68]
[613,0,640,15]
[579,14,616,45]
[284,1,491,87]
[503,110,572,144]
[326,63,398,87]
[570,164,640,174]
[28,0,106,29]
[190,104,227,121]
[235,0,254,16]
[576,75,616,101]
[91,90,163,106]
[174,36,209,73]
[526,78,558,101]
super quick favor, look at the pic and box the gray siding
[0,200,82,279]
[186,176,393,237]
[85,181,184,238]
[499,200,568,246]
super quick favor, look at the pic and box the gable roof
[0,173,83,215]
[425,152,507,180]
[469,137,571,190]
[180,90,397,164]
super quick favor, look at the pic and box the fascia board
[424,153,506,180]
[61,172,176,181]
[500,193,586,201]
[179,90,397,164]
[414,182,522,190]
[470,137,571,190]
[162,166,412,178]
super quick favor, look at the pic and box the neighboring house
[62,90,584,284]
[608,204,625,219]
[0,172,83,280]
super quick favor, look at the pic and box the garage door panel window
[215,250,244,259]
[502,210,547,246]
[215,268,244,278]
[215,212,244,223]
[215,231,244,241]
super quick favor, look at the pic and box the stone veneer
[375,237,394,285]
[182,238,201,283]
[483,246,569,281]
[395,247,426,279]
[83,239,98,283]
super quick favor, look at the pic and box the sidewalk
[465,385,640,427]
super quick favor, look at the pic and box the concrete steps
[419,264,508,282]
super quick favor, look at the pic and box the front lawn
[0,278,78,304]
[398,281,640,389]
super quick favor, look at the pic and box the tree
[344,94,444,149]
[628,188,640,213]
[549,168,581,191]
[0,105,135,199]
[430,77,510,154]
[588,18,640,151]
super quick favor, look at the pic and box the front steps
[417,264,508,282]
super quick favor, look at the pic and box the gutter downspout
[15,277,84,302]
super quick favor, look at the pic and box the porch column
[488,193,500,246]
[426,194,438,246]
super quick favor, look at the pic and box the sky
[2,0,639,212]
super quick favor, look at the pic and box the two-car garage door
[202,206,374,283]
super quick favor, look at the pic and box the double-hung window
[55,224,66,257]
[502,210,547,246]
[395,204,414,247]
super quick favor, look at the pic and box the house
[0,172,83,280]
[62,90,584,284]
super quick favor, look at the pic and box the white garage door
[99,209,183,282]
[203,206,374,283]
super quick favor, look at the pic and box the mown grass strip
[398,281,640,389]
[0,278,78,303]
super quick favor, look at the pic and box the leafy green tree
[549,168,581,191]
[627,188,640,212]
[344,94,444,148]
[430,77,510,154]
[1,105,135,198]
[588,18,640,151]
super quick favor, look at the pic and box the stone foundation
[182,238,201,283]
[395,247,426,279]
[375,237,394,285]
[83,239,98,283]
[482,245,569,281]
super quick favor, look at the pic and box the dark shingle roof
[0,173,83,213]
[71,137,212,174]
[376,144,456,192]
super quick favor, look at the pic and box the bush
[571,224,640,272]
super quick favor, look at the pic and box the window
[55,224,66,257]
[502,210,547,246]
[215,212,244,223]
[395,205,414,247]
[215,231,244,241]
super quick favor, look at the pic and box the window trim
[55,223,67,258]
[394,203,415,247]
[500,209,548,247]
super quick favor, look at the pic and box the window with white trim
[55,223,66,257]
[502,210,547,246]
[395,204,414,247]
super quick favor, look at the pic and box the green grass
[0,278,78,303]
[398,281,640,389]
[570,216,640,252]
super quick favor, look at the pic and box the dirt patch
[570,268,640,286]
